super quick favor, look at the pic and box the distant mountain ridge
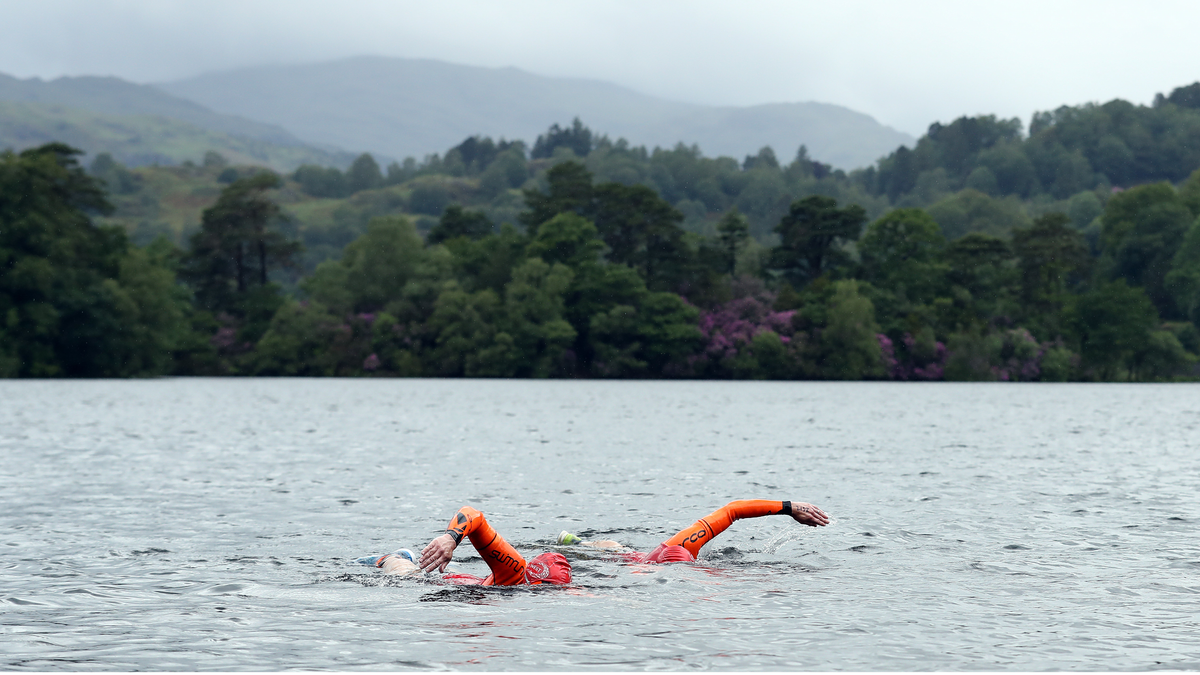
[0,100,356,171]
[0,72,309,147]
[0,72,356,170]
[159,56,915,170]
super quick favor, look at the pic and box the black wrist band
[446,529,464,545]
[782,500,792,515]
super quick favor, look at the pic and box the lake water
[2,379,1199,670]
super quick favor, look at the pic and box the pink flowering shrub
[943,327,1073,381]
[877,331,946,380]
[688,284,804,377]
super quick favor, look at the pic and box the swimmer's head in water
[524,552,571,585]
[645,544,696,564]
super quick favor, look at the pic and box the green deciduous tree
[427,205,493,244]
[1165,215,1200,324]
[181,172,301,317]
[770,196,866,286]
[715,208,750,275]
[0,143,191,377]
[346,153,384,193]
[926,189,1030,240]
[292,164,348,198]
[303,215,425,313]
[1100,182,1193,317]
[858,208,947,304]
[531,118,593,159]
[1011,213,1090,327]
[815,280,884,379]
[1069,280,1159,379]
[501,258,577,377]
[591,182,687,288]
[519,161,593,229]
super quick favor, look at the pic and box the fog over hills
[160,56,915,170]
[0,72,355,169]
[0,73,308,147]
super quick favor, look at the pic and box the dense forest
[5,83,1200,380]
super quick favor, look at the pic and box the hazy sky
[3,0,1199,136]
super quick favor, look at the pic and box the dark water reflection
[2,379,1200,670]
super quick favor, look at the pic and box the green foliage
[346,153,383,193]
[815,280,884,379]
[303,216,425,313]
[520,161,593,229]
[1011,213,1090,330]
[252,300,342,376]
[943,328,1059,382]
[89,152,140,194]
[531,118,593,159]
[181,172,301,315]
[858,208,947,305]
[1166,216,1200,324]
[1100,182,1192,316]
[1069,280,1160,379]
[0,143,190,376]
[873,98,1200,206]
[500,258,577,377]
[409,180,451,216]
[770,196,866,285]
[426,284,507,377]
[1067,190,1104,230]
[293,164,348,198]
[926,189,1030,240]
[13,102,1200,381]
[526,213,605,269]
[427,205,493,244]
[715,208,750,275]
[1158,82,1200,109]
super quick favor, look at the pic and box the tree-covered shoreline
[5,84,1200,381]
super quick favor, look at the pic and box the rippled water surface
[2,379,1200,670]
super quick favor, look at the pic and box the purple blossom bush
[689,286,800,377]
[878,331,947,380]
[943,327,1072,381]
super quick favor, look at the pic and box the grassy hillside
[98,159,493,275]
[0,72,308,147]
[159,56,914,170]
[0,100,356,171]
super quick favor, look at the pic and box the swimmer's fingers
[419,533,456,573]
[790,502,830,527]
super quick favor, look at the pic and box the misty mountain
[0,73,357,169]
[159,56,914,170]
[0,100,356,171]
[0,72,311,147]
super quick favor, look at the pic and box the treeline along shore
[6,83,1200,381]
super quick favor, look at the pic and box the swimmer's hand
[419,533,457,573]
[789,502,830,527]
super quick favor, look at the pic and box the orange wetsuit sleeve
[662,500,791,558]
[444,506,527,586]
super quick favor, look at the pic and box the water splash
[758,526,811,554]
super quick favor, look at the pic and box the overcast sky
[3,0,1198,137]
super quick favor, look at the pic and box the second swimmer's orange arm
[444,506,527,586]
[663,500,792,558]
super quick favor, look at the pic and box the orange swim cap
[524,552,571,585]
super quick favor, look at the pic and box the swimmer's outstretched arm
[664,500,830,558]
[418,506,527,585]
[419,532,458,573]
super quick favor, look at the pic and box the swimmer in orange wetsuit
[397,506,571,586]
[568,499,830,563]
[370,499,828,585]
